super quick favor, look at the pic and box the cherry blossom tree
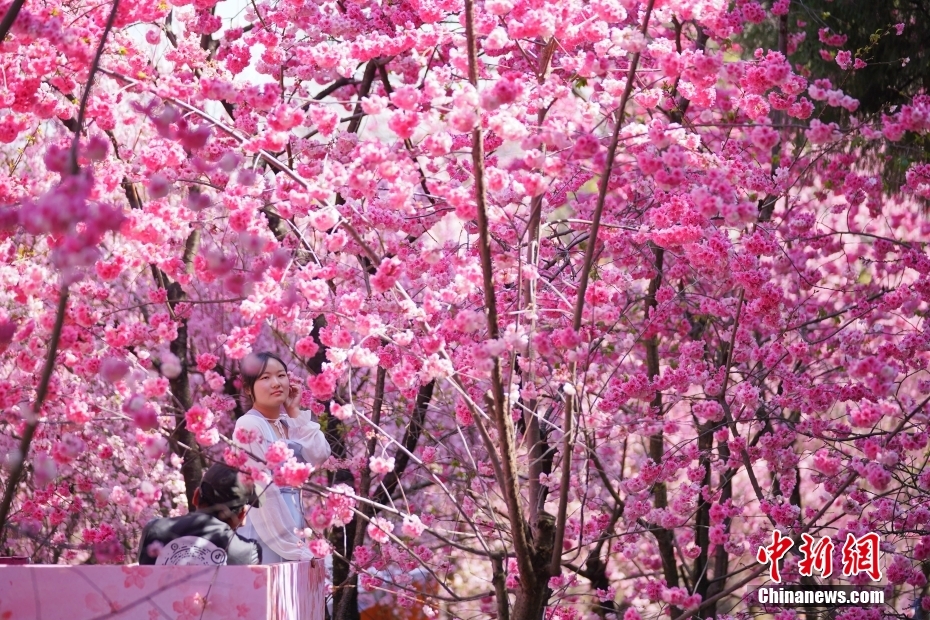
[1,0,930,619]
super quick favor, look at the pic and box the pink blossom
[353,545,374,567]
[196,428,220,447]
[650,225,703,249]
[331,403,354,421]
[812,451,841,476]
[772,0,790,16]
[850,403,882,427]
[367,517,394,544]
[0,321,15,346]
[147,174,173,199]
[233,427,259,446]
[369,456,395,475]
[571,134,601,159]
[298,279,330,310]
[295,337,320,359]
[788,97,814,119]
[146,541,164,558]
[750,126,780,151]
[141,377,169,398]
[732,383,759,409]
[308,107,339,136]
[94,537,124,564]
[624,607,642,620]
[203,370,225,391]
[864,463,892,490]
[184,405,213,434]
[224,448,247,469]
[274,460,312,487]
[309,209,340,231]
[309,506,334,531]
[693,401,724,423]
[306,370,337,400]
[835,50,853,70]
[349,347,379,367]
[401,514,426,538]
[265,441,293,466]
[388,87,419,111]
[388,110,419,139]
[420,446,438,464]
[806,119,840,144]
[2,0,929,598]
[371,257,403,294]
[420,354,453,381]
[268,104,304,132]
[33,452,58,487]
[308,538,332,558]
[481,76,523,111]
[139,433,168,459]
[195,353,219,373]
[124,395,159,431]
[741,2,765,23]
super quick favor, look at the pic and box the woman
[234,351,331,563]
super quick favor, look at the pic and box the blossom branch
[0,287,69,537]
[719,290,774,523]
[0,1,121,536]
[69,0,121,175]
[554,0,657,580]
[351,404,493,555]
[463,0,535,599]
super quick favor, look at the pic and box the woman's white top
[234,409,331,561]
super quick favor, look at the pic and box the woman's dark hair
[240,352,288,401]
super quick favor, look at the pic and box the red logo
[798,534,834,578]
[757,531,882,583]
[757,530,793,583]
[841,532,882,581]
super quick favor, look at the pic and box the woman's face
[249,358,289,411]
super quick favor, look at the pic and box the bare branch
[0,0,25,43]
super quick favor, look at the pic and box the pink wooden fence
[0,560,325,620]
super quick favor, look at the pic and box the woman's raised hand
[284,382,301,418]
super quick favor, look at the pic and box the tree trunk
[164,278,203,510]
[154,230,203,510]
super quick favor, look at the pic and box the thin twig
[69,0,122,174]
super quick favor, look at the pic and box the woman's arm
[286,410,332,467]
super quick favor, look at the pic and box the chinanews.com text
[756,586,884,607]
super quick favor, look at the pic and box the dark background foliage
[746,0,929,197]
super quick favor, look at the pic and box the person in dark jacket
[138,463,262,565]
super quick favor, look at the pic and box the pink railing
[0,559,325,620]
